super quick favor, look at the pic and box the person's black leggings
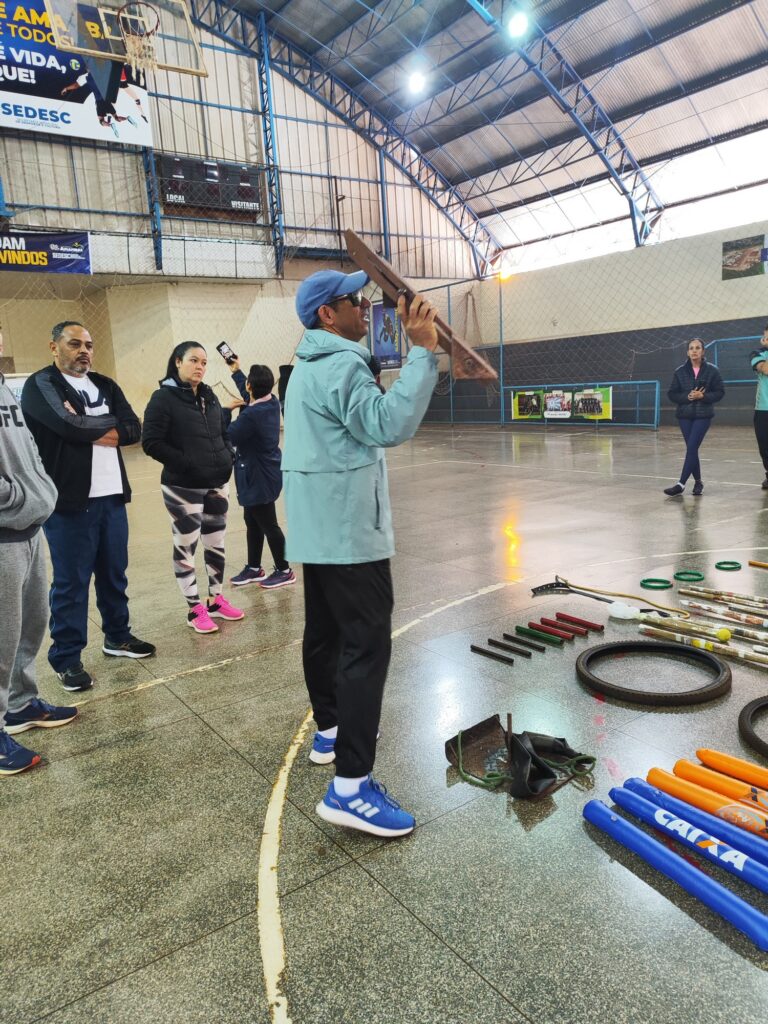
[244,502,288,571]
[678,418,711,485]
[754,411,768,474]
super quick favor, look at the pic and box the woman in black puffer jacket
[664,337,725,497]
[142,341,244,634]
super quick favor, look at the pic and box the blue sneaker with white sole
[316,776,415,837]
[0,731,41,775]
[309,729,381,765]
[309,732,336,764]
[5,698,79,735]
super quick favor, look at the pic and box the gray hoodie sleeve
[0,378,58,536]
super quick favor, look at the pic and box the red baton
[529,621,573,641]
[541,616,588,637]
[556,612,604,632]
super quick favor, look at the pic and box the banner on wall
[511,389,544,420]
[722,235,768,280]
[370,301,402,369]
[0,231,91,273]
[0,0,152,145]
[573,386,612,420]
[543,389,572,419]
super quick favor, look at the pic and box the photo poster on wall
[511,389,544,420]
[573,386,612,420]
[370,299,402,369]
[543,389,573,419]
[0,0,152,145]
[722,234,768,280]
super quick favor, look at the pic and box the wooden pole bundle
[638,625,768,670]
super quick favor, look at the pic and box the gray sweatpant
[0,532,47,726]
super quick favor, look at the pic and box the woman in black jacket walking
[664,338,725,496]
[142,341,245,633]
[227,364,295,590]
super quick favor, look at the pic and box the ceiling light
[506,11,529,38]
[408,71,426,94]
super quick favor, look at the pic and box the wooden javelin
[344,229,499,381]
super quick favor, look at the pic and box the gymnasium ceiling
[229,0,768,256]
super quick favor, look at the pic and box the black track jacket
[21,364,140,512]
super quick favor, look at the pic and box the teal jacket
[751,350,768,411]
[282,329,438,564]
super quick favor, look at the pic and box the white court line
[256,578,512,1024]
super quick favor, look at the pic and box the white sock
[249,566,261,571]
[318,726,337,739]
[333,774,368,798]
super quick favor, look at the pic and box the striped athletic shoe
[315,777,415,837]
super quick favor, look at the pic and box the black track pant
[754,411,768,474]
[244,502,288,570]
[302,560,393,777]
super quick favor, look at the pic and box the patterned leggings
[161,484,229,606]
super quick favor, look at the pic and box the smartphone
[216,340,238,365]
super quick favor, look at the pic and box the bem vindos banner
[0,231,91,273]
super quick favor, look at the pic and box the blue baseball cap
[295,269,369,328]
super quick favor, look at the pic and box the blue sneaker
[316,777,415,837]
[309,732,336,765]
[230,565,265,586]
[259,568,296,590]
[309,729,380,765]
[5,698,78,736]
[0,731,41,775]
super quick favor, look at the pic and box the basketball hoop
[118,1,160,75]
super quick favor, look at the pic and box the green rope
[454,730,512,789]
[454,731,596,790]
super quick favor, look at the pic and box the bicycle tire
[575,641,731,707]
[738,696,768,759]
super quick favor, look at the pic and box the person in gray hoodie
[0,354,79,776]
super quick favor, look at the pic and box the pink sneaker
[207,595,244,621]
[187,603,219,634]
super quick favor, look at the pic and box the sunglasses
[327,290,364,307]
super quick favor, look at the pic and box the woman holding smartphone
[664,337,725,496]
[142,341,245,633]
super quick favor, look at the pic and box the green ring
[674,570,705,582]
[715,560,742,571]
[640,577,673,590]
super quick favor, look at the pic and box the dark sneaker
[230,565,266,586]
[316,777,415,837]
[259,568,296,590]
[663,484,684,496]
[5,698,78,735]
[0,731,41,775]
[692,481,704,496]
[55,662,93,692]
[103,634,156,659]
[763,477,768,490]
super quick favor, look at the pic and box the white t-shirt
[62,372,123,498]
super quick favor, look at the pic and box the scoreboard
[157,155,265,219]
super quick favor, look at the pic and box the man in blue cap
[283,269,439,838]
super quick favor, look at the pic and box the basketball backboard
[43,0,207,76]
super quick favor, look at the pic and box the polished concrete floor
[4,424,768,1023]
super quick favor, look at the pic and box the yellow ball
[716,627,731,642]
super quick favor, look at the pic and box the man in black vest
[21,321,155,692]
